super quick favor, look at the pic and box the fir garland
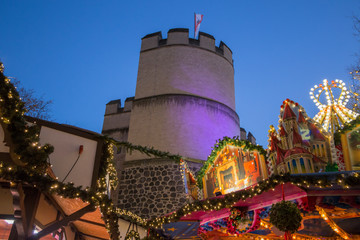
[148,172,360,228]
[196,136,266,189]
[334,116,360,145]
[0,65,121,239]
[106,137,182,162]
[269,201,302,233]
[336,116,360,134]
[0,69,54,173]
[0,63,176,237]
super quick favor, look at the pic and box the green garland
[125,230,140,240]
[106,137,182,162]
[334,116,360,145]
[0,65,125,238]
[0,63,176,237]
[0,69,54,173]
[269,200,302,233]
[196,136,266,189]
[148,172,360,228]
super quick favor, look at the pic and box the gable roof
[283,103,296,120]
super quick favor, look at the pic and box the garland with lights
[148,172,360,228]
[106,138,182,161]
[0,67,54,173]
[336,116,360,134]
[334,116,360,146]
[0,62,192,236]
[0,64,142,239]
[196,136,266,189]
[198,208,258,236]
[316,205,351,239]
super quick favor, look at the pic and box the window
[308,159,313,172]
[300,158,306,173]
[292,159,298,173]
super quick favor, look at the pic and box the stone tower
[102,28,240,218]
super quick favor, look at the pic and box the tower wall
[103,29,240,218]
[136,29,235,110]
[126,95,240,161]
[126,28,240,161]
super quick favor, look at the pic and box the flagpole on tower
[194,13,203,39]
[194,12,196,38]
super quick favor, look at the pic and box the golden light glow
[310,79,359,134]
[316,205,351,239]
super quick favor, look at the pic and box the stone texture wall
[117,159,188,219]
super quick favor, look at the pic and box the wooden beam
[78,232,110,240]
[77,218,106,227]
[23,187,41,237]
[42,192,80,237]
[8,223,18,240]
[28,204,96,240]
[9,184,41,240]
[10,183,25,240]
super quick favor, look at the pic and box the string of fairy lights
[147,172,360,229]
[2,62,360,239]
[309,79,359,134]
[316,206,351,240]
[349,70,360,112]
[196,136,267,189]
[0,65,152,238]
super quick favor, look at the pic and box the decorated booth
[0,63,153,240]
[198,137,268,198]
[147,80,360,240]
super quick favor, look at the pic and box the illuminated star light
[309,79,359,134]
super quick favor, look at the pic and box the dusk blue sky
[1,1,359,148]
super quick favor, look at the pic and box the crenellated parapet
[140,28,233,64]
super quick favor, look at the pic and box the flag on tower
[194,13,203,39]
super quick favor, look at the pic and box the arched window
[317,144,320,156]
[300,158,306,173]
[287,162,291,172]
[307,159,313,173]
[292,159,298,174]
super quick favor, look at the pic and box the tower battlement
[140,28,233,63]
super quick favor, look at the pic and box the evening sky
[0,0,359,148]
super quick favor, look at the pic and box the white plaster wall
[39,126,97,188]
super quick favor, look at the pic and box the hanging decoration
[269,200,302,239]
[310,79,359,134]
[124,230,140,240]
[198,208,260,237]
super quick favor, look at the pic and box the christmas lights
[316,206,351,239]
[310,79,359,134]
